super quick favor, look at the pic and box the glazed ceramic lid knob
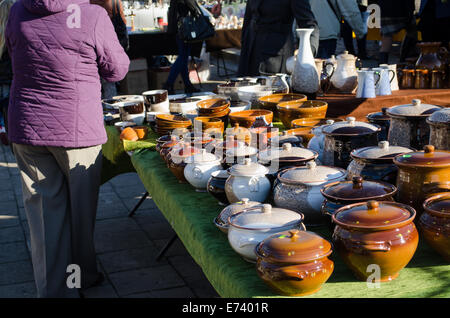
[262,204,272,214]
[282,143,292,152]
[394,145,450,167]
[256,230,332,264]
[332,200,416,230]
[379,141,389,150]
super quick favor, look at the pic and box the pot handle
[271,268,307,282]
[193,167,204,180]
[238,237,256,249]
[345,240,391,252]
[249,176,260,193]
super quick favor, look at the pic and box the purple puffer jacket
[6,0,130,147]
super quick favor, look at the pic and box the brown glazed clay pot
[419,193,450,262]
[255,229,333,296]
[332,200,418,282]
[166,145,201,183]
[159,136,182,162]
[393,145,450,216]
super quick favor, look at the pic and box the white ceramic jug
[356,70,378,98]
[330,51,358,93]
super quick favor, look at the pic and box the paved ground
[0,38,400,298]
[0,143,219,298]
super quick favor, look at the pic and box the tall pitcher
[291,29,319,96]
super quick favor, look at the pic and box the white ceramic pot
[307,119,336,162]
[225,158,271,204]
[184,149,222,192]
[273,161,347,226]
[228,204,305,262]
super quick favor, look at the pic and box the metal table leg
[156,233,179,261]
[128,191,149,218]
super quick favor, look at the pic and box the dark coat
[238,0,319,76]
[167,0,199,35]
[0,51,12,86]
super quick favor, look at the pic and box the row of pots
[213,190,449,296]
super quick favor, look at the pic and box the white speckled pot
[184,150,222,192]
[225,159,271,204]
[427,108,450,150]
[273,162,347,226]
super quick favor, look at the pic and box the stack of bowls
[169,97,202,115]
[196,98,231,127]
[155,114,192,136]
[277,100,328,129]
[258,93,307,121]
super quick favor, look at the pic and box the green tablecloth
[131,148,450,298]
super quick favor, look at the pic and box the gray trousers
[13,143,102,298]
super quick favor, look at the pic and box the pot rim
[322,123,382,137]
[228,207,304,232]
[277,165,347,185]
[331,201,416,231]
[350,146,417,163]
[422,193,450,218]
[254,240,333,264]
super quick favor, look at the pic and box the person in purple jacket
[5,0,130,297]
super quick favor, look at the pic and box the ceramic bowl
[229,109,274,129]
[169,98,202,115]
[114,121,137,132]
[229,100,251,113]
[258,93,307,120]
[217,82,260,101]
[197,98,230,115]
[285,128,315,147]
[193,117,224,135]
[292,117,344,129]
[237,86,274,106]
[277,100,328,129]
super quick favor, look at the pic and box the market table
[131,148,450,298]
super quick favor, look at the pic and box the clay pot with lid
[207,170,231,206]
[258,143,318,173]
[367,108,390,142]
[393,145,450,216]
[225,158,271,204]
[386,99,442,150]
[347,141,415,185]
[332,200,419,282]
[159,136,182,162]
[321,176,397,230]
[184,149,222,192]
[273,161,347,226]
[321,117,381,169]
[419,193,450,262]
[213,198,262,233]
[271,131,304,148]
[227,204,306,262]
[255,229,334,296]
[427,107,450,150]
[167,144,201,183]
[224,143,259,168]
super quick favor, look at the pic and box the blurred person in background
[238,0,319,76]
[417,0,450,46]
[164,0,201,94]
[310,0,366,59]
[6,0,129,297]
[377,0,416,64]
[91,0,129,99]
[341,0,369,59]
[0,0,15,146]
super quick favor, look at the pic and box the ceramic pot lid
[333,200,415,230]
[278,161,347,184]
[228,204,303,231]
[394,145,450,168]
[258,143,317,163]
[256,229,332,264]
[216,198,262,226]
[272,131,303,144]
[161,136,180,149]
[386,99,442,117]
[322,117,380,136]
[215,136,241,150]
[337,50,356,60]
[184,149,221,164]
[210,169,229,179]
[321,176,397,202]
[229,158,269,177]
[170,144,201,158]
[427,107,450,125]
[367,108,390,121]
[225,144,258,157]
[423,193,450,218]
[351,141,414,160]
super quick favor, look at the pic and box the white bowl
[229,100,251,113]
[237,86,274,104]
[122,113,145,125]
[169,97,202,115]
